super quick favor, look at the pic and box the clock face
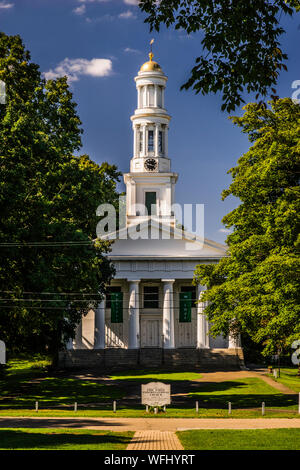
[144,158,157,172]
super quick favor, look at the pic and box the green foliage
[0,33,121,359]
[139,0,300,112]
[194,98,300,355]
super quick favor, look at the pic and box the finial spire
[149,38,154,61]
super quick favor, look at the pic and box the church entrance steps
[59,347,245,370]
[126,430,183,450]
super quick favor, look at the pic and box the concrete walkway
[1,417,300,431]
[126,431,183,450]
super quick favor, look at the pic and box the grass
[109,369,203,382]
[269,368,300,393]
[0,428,133,450]
[0,357,298,418]
[177,429,300,450]
[0,407,299,418]
[0,356,124,409]
[188,377,297,409]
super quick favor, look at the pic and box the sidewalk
[0,417,300,431]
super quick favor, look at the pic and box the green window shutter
[111,292,123,323]
[179,291,192,322]
[145,192,157,215]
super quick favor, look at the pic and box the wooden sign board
[0,340,6,365]
[141,382,171,406]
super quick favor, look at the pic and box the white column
[137,86,141,108]
[133,126,137,157]
[128,280,140,349]
[162,279,175,349]
[154,124,159,157]
[154,84,158,107]
[94,297,106,349]
[197,285,209,348]
[228,322,241,348]
[73,318,83,349]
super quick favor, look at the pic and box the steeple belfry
[130,47,171,173]
[124,44,178,227]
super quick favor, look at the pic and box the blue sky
[1,0,299,243]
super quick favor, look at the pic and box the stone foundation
[58,347,245,371]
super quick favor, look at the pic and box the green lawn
[0,356,124,409]
[177,429,300,450]
[109,369,202,382]
[0,428,133,450]
[269,368,300,393]
[188,377,297,409]
[0,358,298,417]
[0,407,298,418]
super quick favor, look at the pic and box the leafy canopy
[0,33,121,358]
[139,0,300,112]
[194,98,300,355]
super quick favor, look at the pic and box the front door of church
[140,318,162,347]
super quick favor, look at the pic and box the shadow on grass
[0,429,132,450]
[0,376,124,408]
[188,380,297,408]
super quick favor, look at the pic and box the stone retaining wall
[58,347,245,370]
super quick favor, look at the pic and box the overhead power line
[0,241,95,247]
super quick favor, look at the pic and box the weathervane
[149,38,154,61]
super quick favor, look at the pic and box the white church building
[60,52,244,369]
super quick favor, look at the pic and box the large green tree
[139,0,300,112]
[194,98,300,356]
[0,33,120,360]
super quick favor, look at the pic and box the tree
[193,98,300,356]
[139,0,300,112]
[0,33,121,361]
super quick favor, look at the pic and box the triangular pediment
[100,218,227,259]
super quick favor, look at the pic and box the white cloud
[0,1,14,9]
[73,4,86,15]
[124,0,139,5]
[124,47,141,54]
[119,10,136,19]
[44,58,113,83]
[218,228,231,234]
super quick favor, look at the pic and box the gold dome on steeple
[140,40,162,72]
[140,52,162,72]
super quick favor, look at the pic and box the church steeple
[130,45,171,173]
[124,45,178,227]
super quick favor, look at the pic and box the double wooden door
[140,316,162,347]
